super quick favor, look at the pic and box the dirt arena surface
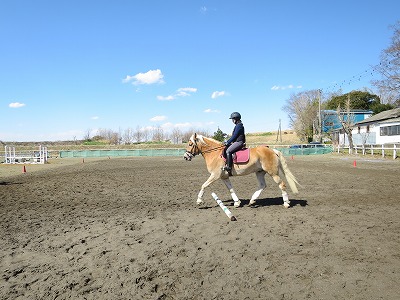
[1,154,400,299]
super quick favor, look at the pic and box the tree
[122,127,134,144]
[83,129,92,141]
[325,90,380,111]
[372,21,400,99]
[212,127,227,142]
[133,125,143,143]
[283,90,320,142]
[325,90,395,114]
[170,128,183,144]
[337,95,355,152]
[151,125,164,142]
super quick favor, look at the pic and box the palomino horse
[183,133,300,208]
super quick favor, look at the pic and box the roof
[322,109,373,115]
[355,108,400,125]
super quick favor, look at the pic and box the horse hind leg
[272,174,290,208]
[249,171,266,206]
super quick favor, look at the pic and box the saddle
[222,148,250,164]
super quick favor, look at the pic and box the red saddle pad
[233,148,250,163]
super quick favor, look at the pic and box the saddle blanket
[222,148,250,164]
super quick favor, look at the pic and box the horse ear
[193,133,197,140]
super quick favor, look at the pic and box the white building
[350,108,400,145]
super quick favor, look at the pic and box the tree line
[82,126,214,145]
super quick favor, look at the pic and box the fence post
[382,144,385,158]
[394,144,397,160]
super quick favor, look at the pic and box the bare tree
[152,125,164,142]
[283,90,320,142]
[83,129,91,141]
[133,125,143,143]
[142,128,150,142]
[372,21,400,98]
[170,127,183,144]
[122,127,134,144]
[337,95,356,153]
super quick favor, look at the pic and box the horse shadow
[0,181,23,186]
[242,197,308,208]
[199,197,307,209]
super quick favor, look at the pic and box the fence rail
[59,148,186,158]
[334,144,399,159]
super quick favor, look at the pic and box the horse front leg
[222,178,241,208]
[197,174,219,205]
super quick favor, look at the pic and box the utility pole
[276,119,282,143]
[318,89,322,142]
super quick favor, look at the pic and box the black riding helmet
[229,112,241,120]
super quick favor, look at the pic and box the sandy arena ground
[1,154,400,299]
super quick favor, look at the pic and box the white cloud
[123,69,164,85]
[204,108,219,113]
[9,102,26,108]
[211,91,226,99]
[271,85,302,91]
[157,87,197,101]
[157,95,175,101]
[150,115,167,122]
[91,116,99,120]
[176,87,197,97]
[177,87,197,93]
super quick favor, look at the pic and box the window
[380,125,400,136]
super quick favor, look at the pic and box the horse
[183,133,300,208]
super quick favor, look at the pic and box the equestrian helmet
[229,112,241,120]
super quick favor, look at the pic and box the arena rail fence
[59,148,187,158]
[334,144,399,159]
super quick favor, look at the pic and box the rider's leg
[223,142,243,174]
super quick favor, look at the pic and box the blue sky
[1,0,399,142]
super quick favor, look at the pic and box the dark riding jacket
[226,122,245,145]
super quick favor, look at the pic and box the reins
[200,144,225,154]
[190,141,225,156]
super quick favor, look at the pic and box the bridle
[184,139,225,161]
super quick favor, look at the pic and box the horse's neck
[201,138,223,160]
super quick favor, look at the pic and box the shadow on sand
[199,197,307,209]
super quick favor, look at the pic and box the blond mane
[191,134,222,146]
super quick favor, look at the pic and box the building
[351,108,400,145]
[321,110,373,145]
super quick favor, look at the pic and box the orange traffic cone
[353,160,357,167]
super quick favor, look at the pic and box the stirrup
[222,166,232,176]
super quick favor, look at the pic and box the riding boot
[224,154,233,176]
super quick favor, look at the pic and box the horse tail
[273,149,301,194]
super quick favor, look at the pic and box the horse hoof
[249,200,256,206]
[234,201,241,208]
[196,199,204,205]
[283,203,290,208]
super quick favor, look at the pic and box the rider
[223,112,245,175]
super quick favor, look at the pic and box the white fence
[334,144,398,160]
[4,145,48,164]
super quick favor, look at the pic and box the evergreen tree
[212,127,227,142]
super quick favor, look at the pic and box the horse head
[184,133,206,161]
